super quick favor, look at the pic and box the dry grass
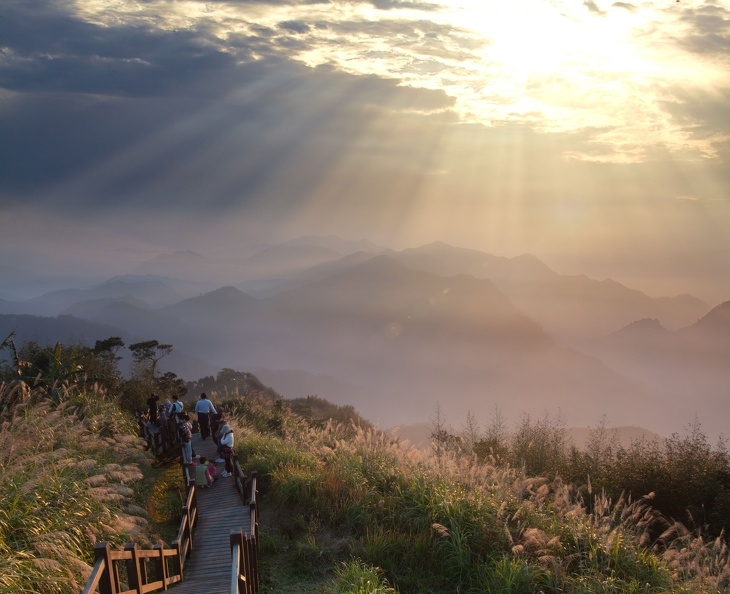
[245,412,730,593]
[0,381,159,593]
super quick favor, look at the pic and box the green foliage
[431,405,730,542]
[128,340,172,378]
[146,466,185,527]
[323,560,396,594]
[244,399,729,593]
[510,412,570,478]
[288,395,372,430]
[3,337,730,593]
[186,368,281,402]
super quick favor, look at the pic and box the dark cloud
[179,0,330,4]
[679,3,730,56]
[583,1,604,15]
[278,20,312,33]
[327,17,485,61]
[368,0,440,10]
[0,1,243,98]
[659,86,730,164]
[0,38,454,214]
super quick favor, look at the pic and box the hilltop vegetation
[2,335,730,593]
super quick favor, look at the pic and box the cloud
[278,20,311,33]
[368,0,441,10]
[583,1,604,16]
[1,0,729,306]
[0,1,240,99]
[679,2,730,56]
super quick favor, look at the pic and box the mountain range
[0,237,726,440]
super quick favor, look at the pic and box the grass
[2,379,730,593]
[0,381,166,594]
[229,401,729,594]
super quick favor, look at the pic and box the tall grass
[0,381,157,594]
[240,404,729,594]
[2,377,729,594]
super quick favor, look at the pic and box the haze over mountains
[1,237,727,441]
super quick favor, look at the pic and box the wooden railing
[82,477,198,594]
[135,413,181,462]
[230,467,259,594]
[98,417,261,594]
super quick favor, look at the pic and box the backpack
[178,421,192,443]
[170,401,183,420]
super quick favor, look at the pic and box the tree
[511,411,569,478]
[128,340,172,381]
[156,371,187,399]
[430,402,459,460]
[0,331,20,378]
[93,336,125,378]
[460,410,480,456]
[474,405,509,463]
[123,340,174,413]
[14,340,86,392]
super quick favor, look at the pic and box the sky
[1,0,729,303]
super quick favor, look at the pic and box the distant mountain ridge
[0,236,726,439]
[388,242,708,342]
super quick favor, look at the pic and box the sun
[441,0,646,81]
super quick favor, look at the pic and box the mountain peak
[614,317,670,336]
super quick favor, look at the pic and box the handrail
[229,502,259,594]
[96,420,261,594]
[81,478,198,594]
[136,415,181,462]
[230,470,259,594]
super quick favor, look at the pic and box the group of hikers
[146,391,235,487]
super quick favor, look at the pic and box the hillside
[2,367,730,594]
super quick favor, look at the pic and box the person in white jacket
[217,421,235,477]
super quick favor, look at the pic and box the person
[147,393,159,423]
[211,412,223,445]
[194,392,217,440]
[195,456,217,488]
[160,399,172,423]
[217,420,234,478]
[213,416,228,460]
[170,394,184,420]
[177,412,193,465]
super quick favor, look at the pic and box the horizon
[1,236,728,307]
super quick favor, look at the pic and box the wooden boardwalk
[171,432,252,594]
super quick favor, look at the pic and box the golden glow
[68,0,730,163]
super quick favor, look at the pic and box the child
[195,456,217,488]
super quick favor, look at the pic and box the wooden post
[171,538,183,581]
[181,504,192,557]
[124,543,144,593]
[230,530,243,594]
[152,543,168,591]
[248,533,259,593]
[93,542,117,594]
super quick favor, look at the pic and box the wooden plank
[167,432,253,594]
[83,430,257,594]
